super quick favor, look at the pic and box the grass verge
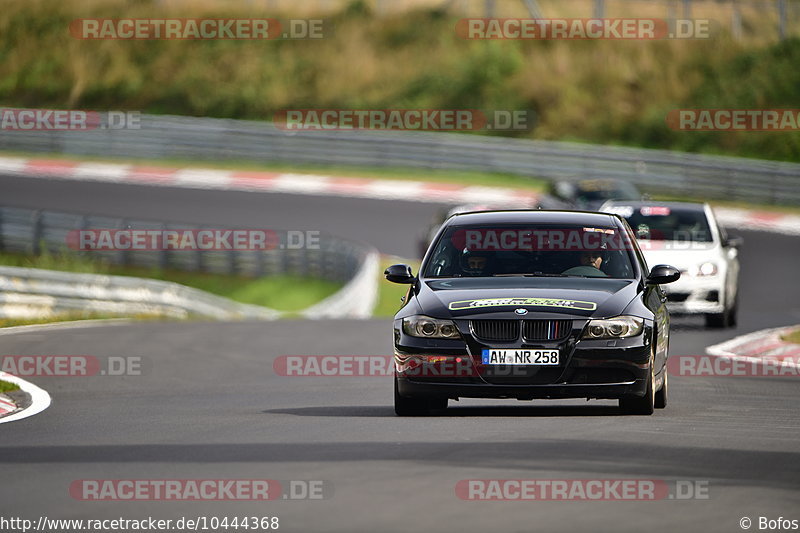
[374,256,421,318]
[0,380,20,394]
[781,328,800,345]
[0,312,160,328]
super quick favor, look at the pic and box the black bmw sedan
[385,210,680,416]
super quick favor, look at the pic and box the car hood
[416,277,640,320]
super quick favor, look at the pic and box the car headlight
[403,316,461,339]
[581,316,643,340]
[692,262,718,277]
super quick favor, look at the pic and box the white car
[601,201,741,328]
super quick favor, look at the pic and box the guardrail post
[195,227,205,272]
[118,218,129,265]
[731,0,742,41]
[0,208,4,251]
[31,210,43,255]
[228,247,237,276]
[593,0,604,19]
[254,249,264,278]
[159,223,168,270]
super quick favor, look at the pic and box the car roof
[446,209,621,226]
[602,200,708,212]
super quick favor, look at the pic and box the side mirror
[723,235,743,249]
[384,264,415,284]
[647,264,680,285]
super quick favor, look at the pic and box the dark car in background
[387,210,680,416]
[549,178,643,211]
[416,196,569,258]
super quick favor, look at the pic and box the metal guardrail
[0,206,379,319]
[0,206,366,282]
[1,113,798,205]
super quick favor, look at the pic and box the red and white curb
[0,156,538,206]
[706,325,800,369]
[0,370,51,424]
[714,208,800,236]
[0,394,16,416]
[2,156,798,234]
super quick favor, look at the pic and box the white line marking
[0,371,51,424]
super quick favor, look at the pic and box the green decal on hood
[448,297,597,311]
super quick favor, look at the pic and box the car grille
[471,320,519,342]
[471,320,572,342]
[522,319,572,341]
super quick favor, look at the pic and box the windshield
[608,205,714,242]
[422,223,637,279]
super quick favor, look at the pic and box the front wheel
[620,365,655,415]
[654,369,668,409]
[394,377,446,416]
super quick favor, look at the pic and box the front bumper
[396,377,646,401]
[663,275,725,314]
[394,318,653,401]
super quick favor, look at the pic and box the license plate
[481,349,559,365]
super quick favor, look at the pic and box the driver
[580,250,604,270]
[562,246,609,277]
[460,249,492,276]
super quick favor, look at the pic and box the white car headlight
[403,316,461,339]
[581,316,643,340]
[692,262,718,277]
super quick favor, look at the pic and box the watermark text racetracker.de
[0,109,140,131]
[67,229,321,251]
[0,355,146,377]
[456,18,712,39]
[449,226,715,252]
[69,479,331,500]
[274,355,533,377]
[667,109,800,131]
[274,109,533,132]
[456,479,710,501]
[668,355,800,378]
[70,18,325,39]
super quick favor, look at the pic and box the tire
[705,305,732,328]
[620,364,655,415]
[705,288,737,328]
[394,376,446,416]
[654,369,668,409]
[728,292,738,327]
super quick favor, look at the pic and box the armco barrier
[1,113,799,204]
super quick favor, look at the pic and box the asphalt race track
[2,175,799,533]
